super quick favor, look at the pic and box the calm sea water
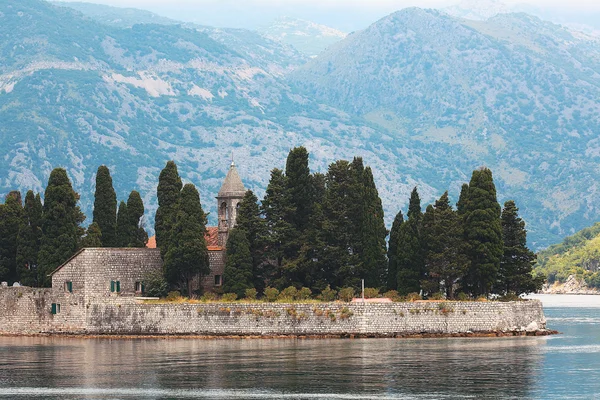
[1,295,599,399]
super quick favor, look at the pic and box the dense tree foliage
[115,201,129,247]
[125,191,148,248]
[0,192,23,283]
[222,228,254,298]
[164,184,210,295]
[16,191,43,286]
[235,190,267,291]
[387,211,404,291]
[38,168,85,286]
[396,187,424,295]
[92,166,117,247]
[82,222,103,248]
[155,161,182,258]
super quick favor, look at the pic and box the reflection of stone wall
[0,288,547,336]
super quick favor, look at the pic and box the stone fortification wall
[84,300,546,336]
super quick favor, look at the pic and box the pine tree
[164,184,210,295]
[236,190,267,291]
[155,161,182,258]
[387,210,404,290]
[16,191,43,286]
[82,223,103,248]
[38,168,85,286]
[422,192,469,299]
[0,192,23,284]
[396,187,424,295]
[498,201,544,295]
[261,168,296,288]
[115,201,129,247]
[126,191,147,247]
[462,168,503,297]
[92,166,117,247]
[222,228,254,298]
[357,166,388,289]
[456,183,470,215]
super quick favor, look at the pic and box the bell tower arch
[217,160,246,247]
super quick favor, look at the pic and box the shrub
[143,269,169,298]
[166,291,181,302]
[430,292,444,300]
[201,292,218,302]
[338,287,355,302]
[297,287,312,300]
[319,285,337,302]
[279,286,298,301]
[264,287,279,302]
[244,288,258,300]
[406,292,421,302]
[456,292,470,301]
[364,287,380,299]
[476,296,489,302]
[222,293,238,302]
[498,293,521,302]
[383,290,401,302]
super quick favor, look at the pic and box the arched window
[220,202,229,222]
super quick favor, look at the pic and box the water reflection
[0,336,544,399]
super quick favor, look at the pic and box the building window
[214,275,222,286]
[110,280,121,293]
[51,303,61,314]
[135,281,145,294]
[64,281,73,293]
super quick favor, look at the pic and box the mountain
[52,1,178,27]
[259,17,346,57]
[444,0,512,21]
[291,8,600,248]
[0,0,420,234]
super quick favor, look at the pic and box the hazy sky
[57,0,600,31]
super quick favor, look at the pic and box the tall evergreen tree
[38,168,85,286]
[422,192,469,299]
[396,187,424,295]
[164,184,210,295]
[126,191,148,247]
[82,222,103,248]
[0,192,23,283]
[387,210,404,291]
[155,161,182,258]
[16,191,43,286]
[92,166,117,247]
[261,168,296,288]
[236,190,267,291]
[498,201,544,295]
[222,228,254,298]
[456,183,470,215]
[357,166,388,288]
[285,147,313,233]
[462,168,503,297]
[115,201,129,247]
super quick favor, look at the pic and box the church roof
[218,161,246,198]
[147,227,221,251]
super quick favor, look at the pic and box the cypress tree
[387,210,404,291]
[92,166,117,247]
[396,187,424,295]
[126,191,148,247]
[285,147,313,233]
[115,201,129,247]
[236,190,267,291]
[155,161,182,258]
[261,168,296,288]
[222,228,254,298]
[358,166,388,289]
[422,192,469,299]
[498,201,544,295]
[0,191,23,284]
[164,184,210,295]
[38,168,85,286]
[16,191,43,286]
[456,183,470,215]
[462,168,503,297]
[82,223,103,248]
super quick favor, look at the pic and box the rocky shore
[542,275,600,295]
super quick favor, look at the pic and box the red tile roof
[147,227,222,251]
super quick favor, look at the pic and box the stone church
[49,161,246,299]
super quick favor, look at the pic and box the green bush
[201,292,218,302]
[430,292,445,300]
[383,290,401,302]
[143,270,169,298]
[244,288,258,300]
[279,286,298,301]
[456,292,470,301]
[222,293,238,302]
[498,293,521,302]
[405,292,421,302]
[319,285,337,302]
[166,291,181,302]
[338,287,355,302]
[264,287,279,302]
[364,287,380,298]
[297,287,312,300]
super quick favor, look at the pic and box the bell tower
[217,160,246,248]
